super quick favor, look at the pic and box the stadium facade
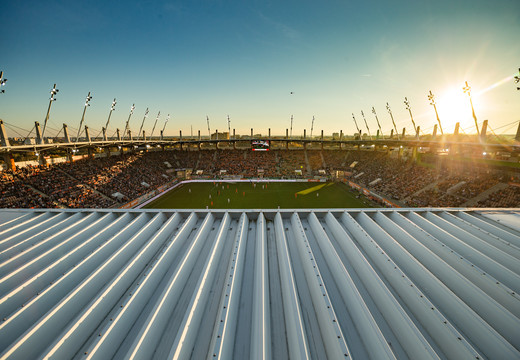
[1,208,519,359]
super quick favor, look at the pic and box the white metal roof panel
[0,208,519,359]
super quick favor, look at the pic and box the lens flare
[475,75,515,97]
[436,88,471,133]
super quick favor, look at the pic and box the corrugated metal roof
[0,208,519,359]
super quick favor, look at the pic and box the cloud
[258,11,300,40]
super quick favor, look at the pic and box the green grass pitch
[143,181,374,209]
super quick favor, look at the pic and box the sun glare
[436,87,474,134]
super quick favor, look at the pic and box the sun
[436,87,474,134]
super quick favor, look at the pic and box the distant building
[211,131,229,140]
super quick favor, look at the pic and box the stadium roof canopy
[1,208,519,359]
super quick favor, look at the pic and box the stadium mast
[157,112,170,140]
[161,113,168,133]
[352,113,360,135]
[227,115,231,136]
[75,92,92,143]
[41,84,59,144]
[150,112,161,140]
[463,81,480,136]
[386,103,400,140]
[138,108,149,140]
[404,97,417,134]
[123,104,135,141]
[371,107,384,139]
[360,110,372,139]
[290,115,293,138]
[104,99,117,139]
[428,91,444,135]
[310,116,315,138]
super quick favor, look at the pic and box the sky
[1,0,519,139]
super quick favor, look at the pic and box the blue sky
[1,0,519,138]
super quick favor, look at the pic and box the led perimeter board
[251,140,270,151]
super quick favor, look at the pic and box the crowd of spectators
[323,151,435,201]
[0,151,175,208]
[277,150,306,178]
[322,150,348,171]
[242,151,278,177]
[0,168,57,208]
[195,151,217,173]
[476,185,520,208]
[406,189,466,207]
[452,175,499,199]
[307,151,324,175]
[24,165,113,208]
[64,152,173,202]
[214,150,247,175]
[1,148,519,209]
[173,150,200,169]
[317,149,519,207]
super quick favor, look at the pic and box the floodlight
[0,71,7,93]
[463,81,471,95]
[428,91,435,105]
[50,84,59,101]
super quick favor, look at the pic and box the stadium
[1,127,520,358]
[2,1,520,358]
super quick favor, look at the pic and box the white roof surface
[0,208,519,359]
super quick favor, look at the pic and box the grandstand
[1,146,520,209]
